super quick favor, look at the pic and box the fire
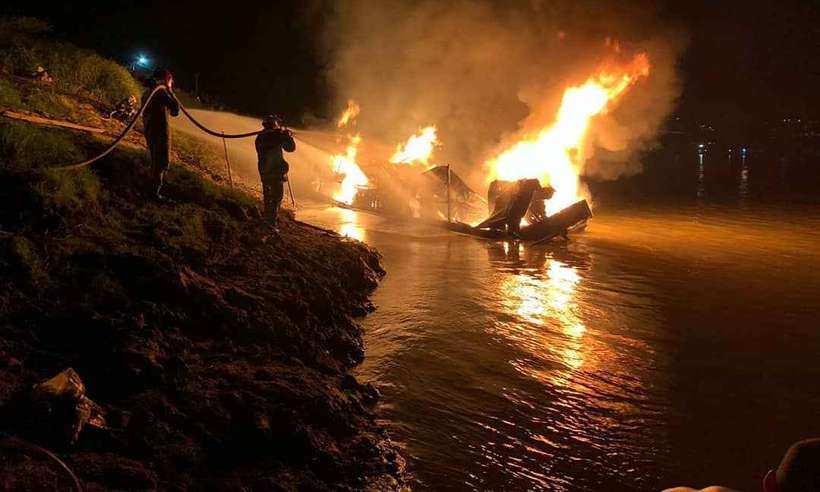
[337,99,360,129]
[330,99,368,204]
[331,134,368,204]
[488,52,650,215]
[390,126,438,166]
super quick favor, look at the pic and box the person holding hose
[255,115,296,232]
[142,69,180,201]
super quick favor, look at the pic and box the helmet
[152,68,173,87]
[262,114,283,129]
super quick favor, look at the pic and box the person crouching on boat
[504,179,555,236]
[255,115,296,232]
[528,183,556,223]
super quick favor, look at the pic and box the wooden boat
[445,199,592,243]
[330,167,592,244]
[333,197,591,243]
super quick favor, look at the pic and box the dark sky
[4,0,820,124]
[662,0,820,123]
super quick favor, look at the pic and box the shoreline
[0,73,406,490]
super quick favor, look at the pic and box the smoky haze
[313,0,686,190]
[171,110,343,198]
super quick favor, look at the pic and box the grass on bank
[0,16,261,271]
[0,17,142,107]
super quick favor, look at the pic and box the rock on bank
[0,101,405,490]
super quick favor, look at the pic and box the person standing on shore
[255,115,296,231]
[142,68,180,201]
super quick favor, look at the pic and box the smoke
[310,0,687,190]
[171,109,342,197]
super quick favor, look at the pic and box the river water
[173,112,820,491]
[297,149,820,492]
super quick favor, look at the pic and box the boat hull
[446,200,592,242]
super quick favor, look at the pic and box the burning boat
[334,164,591,243]
[324,48,649,242]
[335,164,485,223]
[446,178,592,243]
[324,120,593,242]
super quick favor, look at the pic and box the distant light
[135,54,150,68]
[698,144,705,148]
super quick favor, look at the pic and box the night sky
[4,0,820,124]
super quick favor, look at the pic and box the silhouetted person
[32,66,54,83]
[480,179,554,236]
[109,95,137,122]
[664,437,820,492]
[765,438,820,492]
[142,69,179,201]
[255,115,295,230]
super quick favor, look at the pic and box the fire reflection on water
[495,250,588,381]
[335,208,366,241]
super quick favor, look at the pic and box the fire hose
[49,84,167,170]
[173,96,270,139]
[39,85,298,207]
[50,86,275,172]
[0,435,83,492]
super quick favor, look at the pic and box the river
[297,149,820,491]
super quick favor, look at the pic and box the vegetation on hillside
[0,17,142,106]
[0,19,404,490]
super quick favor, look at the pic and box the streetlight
[131,53,151,71]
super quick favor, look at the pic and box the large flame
[331,134,368,204]
[488,52,650,215]
[390,126,439,166]
[330,99,369,204]
[337,99,361,129]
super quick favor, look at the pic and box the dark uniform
[255,129,296,224]
[142,83,179,198]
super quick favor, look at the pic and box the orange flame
[487,52,650,215]
[331,134,368,204]
[390,126,439,166]
[330,99,369,204]
[337,99,361,129]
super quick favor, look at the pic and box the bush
[0,16,143,106]
[0,234,47,283]
[137,204,211,260]
[35,168,101,216]
[23,88,72,118]
[0,121,101,222]
[0,121,81,170]
[165,164,257,213]
[0,77,22,109]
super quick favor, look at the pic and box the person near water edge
[142,68,180,201]
[664,437,820,492]
[255,114,296,231]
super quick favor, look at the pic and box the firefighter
[142,69,179,201]
[109,94,138,122]
[32,66,54,83]
[255,115,296,230]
